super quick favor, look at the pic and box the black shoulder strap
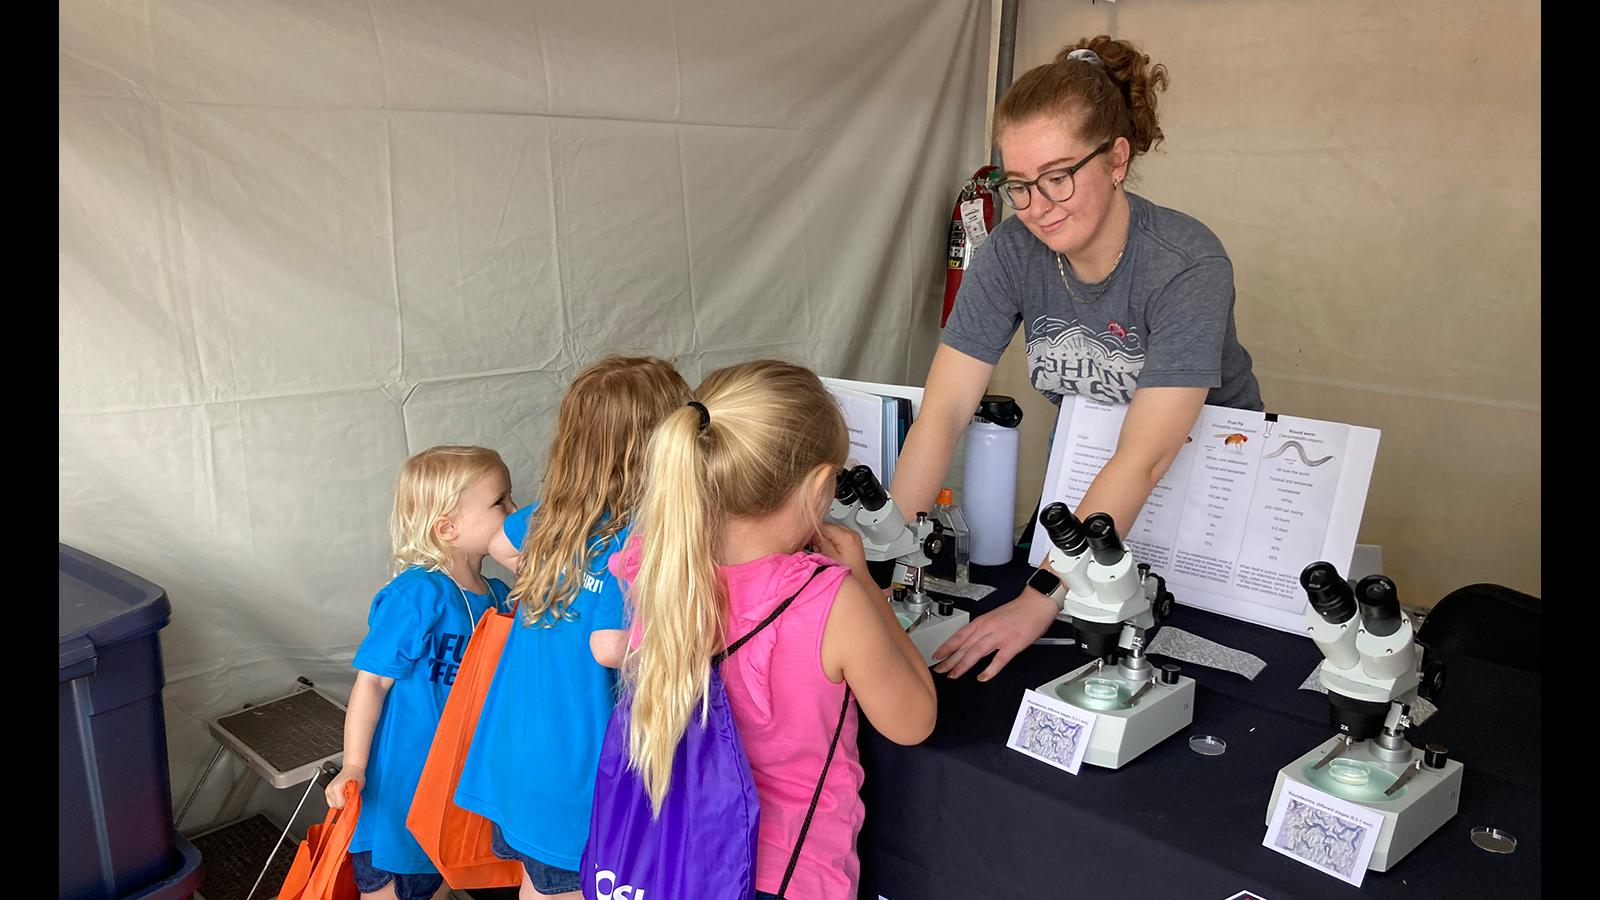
[710,561,850,899]
[776,684,853,898]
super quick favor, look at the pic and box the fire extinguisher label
[947,219,965,270]
[959,199,990,252]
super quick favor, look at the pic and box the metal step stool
[177,678,347,900]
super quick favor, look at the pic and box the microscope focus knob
[1148,575,1175,622]
[1159,663,1180,685]
[1418,658,1446,702]
[1423,743,1450,769]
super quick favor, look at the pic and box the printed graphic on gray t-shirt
[1026,315,1146,405]
[942,193,1263,412]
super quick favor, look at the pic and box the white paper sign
[959,199,989,252]
[820,376,925,418]
[825,383,888,482]
[1005,688,1096,775]
[1029,397,1380,634]
[1263,780,1384,886]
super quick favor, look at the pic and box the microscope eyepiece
[1301,561,1357,626]
[1039,503,1088,555]
[1356,575,1403,638]
[1083,513,1125,566]
[848,464,890,512]
[833,468,858,505]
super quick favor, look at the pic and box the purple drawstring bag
[581,566,849,900]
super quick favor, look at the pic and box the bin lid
[59,543,172,679]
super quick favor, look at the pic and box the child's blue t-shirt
[346,565,511,874]
[453,502,630,870]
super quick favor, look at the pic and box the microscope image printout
[1029,398,1380,634]
[1263,780,1383,886]
[1005,689,1096,775]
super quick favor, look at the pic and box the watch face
[1028,569,1062,595]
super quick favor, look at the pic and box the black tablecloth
[857,558,1540,899]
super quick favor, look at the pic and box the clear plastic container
[932,487,971,584]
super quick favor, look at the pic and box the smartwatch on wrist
[1027,566,1068,611]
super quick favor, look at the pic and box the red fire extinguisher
[942,165,1001,328]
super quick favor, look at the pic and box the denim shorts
[490,821,583,894]
[347,851,443,900]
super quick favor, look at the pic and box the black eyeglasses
[996,140,1114,210]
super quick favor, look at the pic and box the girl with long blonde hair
[611,359,937,900]
[453,355,690,900]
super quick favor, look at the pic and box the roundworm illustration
[1264,440,1335,467]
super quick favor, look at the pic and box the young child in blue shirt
[326,445,516,900]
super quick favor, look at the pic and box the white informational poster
[821,377,925,486]
[825,383,888,482]
[1028,397,1380,634]
[821,377,925,418]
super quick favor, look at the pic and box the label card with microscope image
[1263,779,1384,886]
[1005,688,1096,775]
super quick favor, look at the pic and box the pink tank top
[611,543,862,900]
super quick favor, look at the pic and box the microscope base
[894,603,970,667]
[1265,736,1463,871]
[1035,660,1195,769]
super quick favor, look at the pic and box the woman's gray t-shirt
[943,192,1263,411]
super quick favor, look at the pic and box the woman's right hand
[931,591,1060,681]
[325,766,365,808]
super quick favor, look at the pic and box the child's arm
[821,577,937,744]
[489,529,521,574]
[590,629,629,668]
[814,526,937,745]
[325,670,395,807]
[591,542,634,669]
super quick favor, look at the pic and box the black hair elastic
[686,400,710,431]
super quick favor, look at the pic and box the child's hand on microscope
[812,523,878,596]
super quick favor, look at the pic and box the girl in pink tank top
[613,360,937,900]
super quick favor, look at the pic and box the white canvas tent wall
[60,0,993,826]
